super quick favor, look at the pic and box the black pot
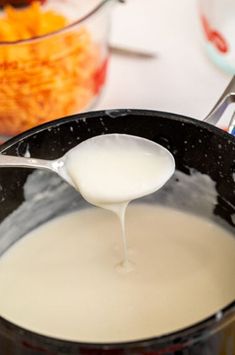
[0,108,234,355]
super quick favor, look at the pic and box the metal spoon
[0,134,175,191]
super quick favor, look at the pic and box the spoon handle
[0,154,74,187]
[0,153,54,172]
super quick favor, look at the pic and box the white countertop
[97,0,233,126]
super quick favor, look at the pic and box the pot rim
[0,108,234,351]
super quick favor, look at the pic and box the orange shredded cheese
[0,2,107,136]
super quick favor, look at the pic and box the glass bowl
[0,0,116,138]
[198,0,235,74]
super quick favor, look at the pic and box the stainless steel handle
[0,154,55,171]
[204,76,235,135]
[0,154,74,186]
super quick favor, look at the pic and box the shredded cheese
[0,2,106,135]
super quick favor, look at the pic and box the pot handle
[204,76,235,135]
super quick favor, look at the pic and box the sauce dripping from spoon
[65,134,175,270]
[0,133,175,269]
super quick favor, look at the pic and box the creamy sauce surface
[65,134,175,267]
[65,134,175,206]
[0,204,234,343]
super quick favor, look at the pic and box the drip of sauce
[0,204,234,343]
[65,134,175,269]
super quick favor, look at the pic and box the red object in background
[93,57,109,95]
[201,15,229,53]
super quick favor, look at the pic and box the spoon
[0,134,175,200]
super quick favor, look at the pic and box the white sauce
[0,134,234,343]
[0,204,234,343]
[65,134,175,206]
[65,134,175,267]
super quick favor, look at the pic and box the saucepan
[0,77,234,355]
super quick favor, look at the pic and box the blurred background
[0,0,234,138]
[100,0,233,126]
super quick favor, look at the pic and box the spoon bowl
[0,134,175,201]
